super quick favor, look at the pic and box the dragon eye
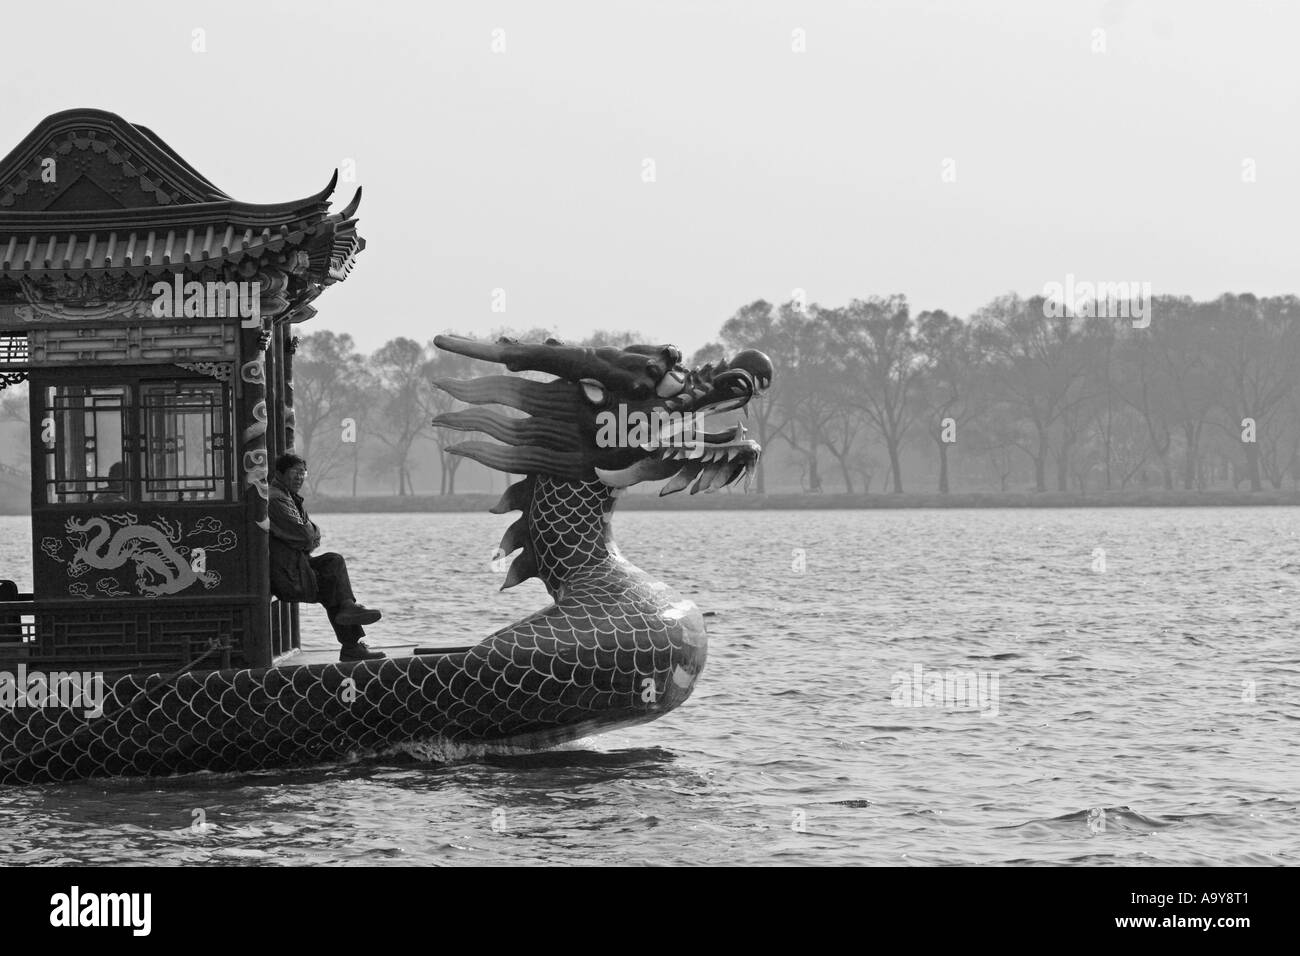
[579,379,608,406]
[656,368,687,398]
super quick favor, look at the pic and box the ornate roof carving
[0,109,231,212]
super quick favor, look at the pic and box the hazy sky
[4,0,1297,356]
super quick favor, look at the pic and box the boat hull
[0,602,708,786]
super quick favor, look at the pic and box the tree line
[3,292,1299,497]
[286,292,1300,496]
[700,292,1300,494]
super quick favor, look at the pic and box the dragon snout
[711,368,755,403]
[702,350,772,412]
[726,349,774,391]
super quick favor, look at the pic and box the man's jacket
[268,476,321,602]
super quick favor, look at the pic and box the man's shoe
[339,641,386,662]
[335,603,383,626]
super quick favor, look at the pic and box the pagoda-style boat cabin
[0,109,363,675]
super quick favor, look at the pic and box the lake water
[1,507,1297,865]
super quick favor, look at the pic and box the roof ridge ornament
[339,186,362,220]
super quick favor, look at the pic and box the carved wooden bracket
[175,361,233,382]
[0,369,27,391]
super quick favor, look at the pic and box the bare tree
[830,296,921,493]
[292,331,370,495]
[974,295,1097,492]
[369,337,433,496]
[915,310,985,494]
[1205,294,1300,492]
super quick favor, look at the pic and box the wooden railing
[269,598,300,660]
[1,580,297,671]
[0,591,250,674]
[0,587,35,644]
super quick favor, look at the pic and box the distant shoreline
[7,489,1299,516]
[302,489,1300,511]
[2,489,1299,517]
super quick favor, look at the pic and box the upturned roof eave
[0,111,362,284]
[0,177,339,236]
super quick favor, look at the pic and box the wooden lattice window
[41,374,231,504]
[140,381,228,501]
[0,334,27,365]
[43,385,130,504]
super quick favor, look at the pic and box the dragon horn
[433,334,510,364]
[430,376,579,422]
[435,335,650,393]
[432,408,574,451]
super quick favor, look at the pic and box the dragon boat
[0,109,772,785]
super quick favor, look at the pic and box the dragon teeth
[691,461,726,494]
[704,461,734,491]
[660,461,701,496]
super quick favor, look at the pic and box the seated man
[94,462,128,502]
[268,453,386,661]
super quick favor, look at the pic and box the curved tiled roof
[0,109,363,287]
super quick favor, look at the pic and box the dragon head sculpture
[430,335,773,495]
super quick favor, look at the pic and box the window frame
[33,367,235,508]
